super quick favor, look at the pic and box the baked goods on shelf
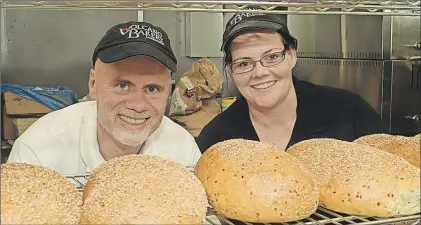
[414,133,420,141]
[1,162,82,224]
[195,139,319,223]
[287,138,420,218]
[81,154,208,224]
[354,133,420,168]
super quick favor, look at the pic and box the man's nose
[125,90,149,112]
[252,61,270,79]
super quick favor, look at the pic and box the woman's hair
[222,28,298,71]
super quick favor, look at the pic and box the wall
[1,10,138,96]
[0,9,239,98]
[144,11,240,97]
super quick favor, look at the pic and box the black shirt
[197,77,389,153]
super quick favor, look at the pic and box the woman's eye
[267,54,279,60]
[238,61,250,67]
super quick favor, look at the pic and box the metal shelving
[66,173,421,225]
[216,210,421,225]
[1,0,420,16]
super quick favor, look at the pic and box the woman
[197,12,388,153]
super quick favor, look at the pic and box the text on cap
[119,24,165,45]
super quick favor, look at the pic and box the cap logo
[229,12,265,26]
[119,24,165,45]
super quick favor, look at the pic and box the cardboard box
[2,92,50,140]
[14,118,40,136]
[2,109,16,140]
[3,92,52,115]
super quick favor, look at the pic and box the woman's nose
[251,62,270,79]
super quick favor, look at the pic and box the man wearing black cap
[197,11,388,154]
[8,21,201,175]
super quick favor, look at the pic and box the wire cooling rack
[66,171,420,225]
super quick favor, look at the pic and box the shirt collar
[79,102,105,173]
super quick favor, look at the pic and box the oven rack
[1,0,420,16]
[65,173,420,225]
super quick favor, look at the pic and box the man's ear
[88,69,97,100]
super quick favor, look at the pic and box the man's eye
[117,82,130,90]
[146,86,158,94]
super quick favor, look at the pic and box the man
[7,21,201,175]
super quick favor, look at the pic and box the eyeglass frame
[228,48,287,75]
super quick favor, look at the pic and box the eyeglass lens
[230,51,286,74]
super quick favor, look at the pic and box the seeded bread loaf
[414,133,420,141]
[195,139,319,223]
[1,163,82,224]
[287,138,420,217]
[81,155,208,224]
[354,133,420,168]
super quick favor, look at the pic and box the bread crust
[81,154,208,224]
[287,138,420,217]
[195,139,319,223]
[354,133,420,168]
[1,162,82,224]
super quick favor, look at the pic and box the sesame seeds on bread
[287,138,420,217]
[81,154,208,224]
[413,133,420,142]
[1,162,82,224]
[195,139,319,223]
[354,133,420,168]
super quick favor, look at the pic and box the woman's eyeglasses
[229,50,286,75]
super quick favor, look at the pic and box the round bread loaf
[287,138,420,217]
[354,133,420,168]
[81,154,208,224]
[195,139,319,223]
[1,162,82,224]
[414,133,420,140]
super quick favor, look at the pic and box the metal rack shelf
[65,173,421,225]
[1,0,420,16]
[216,210,421,225]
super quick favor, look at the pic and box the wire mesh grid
[1,0,420,16]
[65,173,420,225]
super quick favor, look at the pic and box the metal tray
[66,173,420,225]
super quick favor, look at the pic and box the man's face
[89,56,171,147]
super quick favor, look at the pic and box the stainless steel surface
[289,15,383,59]
[389,60,421,134]
[382,61,393,132]
[382,16,393,60]
[390,16,421,59]
[1,0,420,16]
[294,59,383,114]
[385,15,421,135]
[294,57,421,134]
[0,9,137,96]
[291,13,420,135]
[65,173,421,225]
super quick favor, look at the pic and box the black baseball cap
[221,10,289,51]
[92,21,177,72]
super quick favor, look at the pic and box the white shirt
[7,101,202,176]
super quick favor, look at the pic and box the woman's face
[229,31,297,110]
